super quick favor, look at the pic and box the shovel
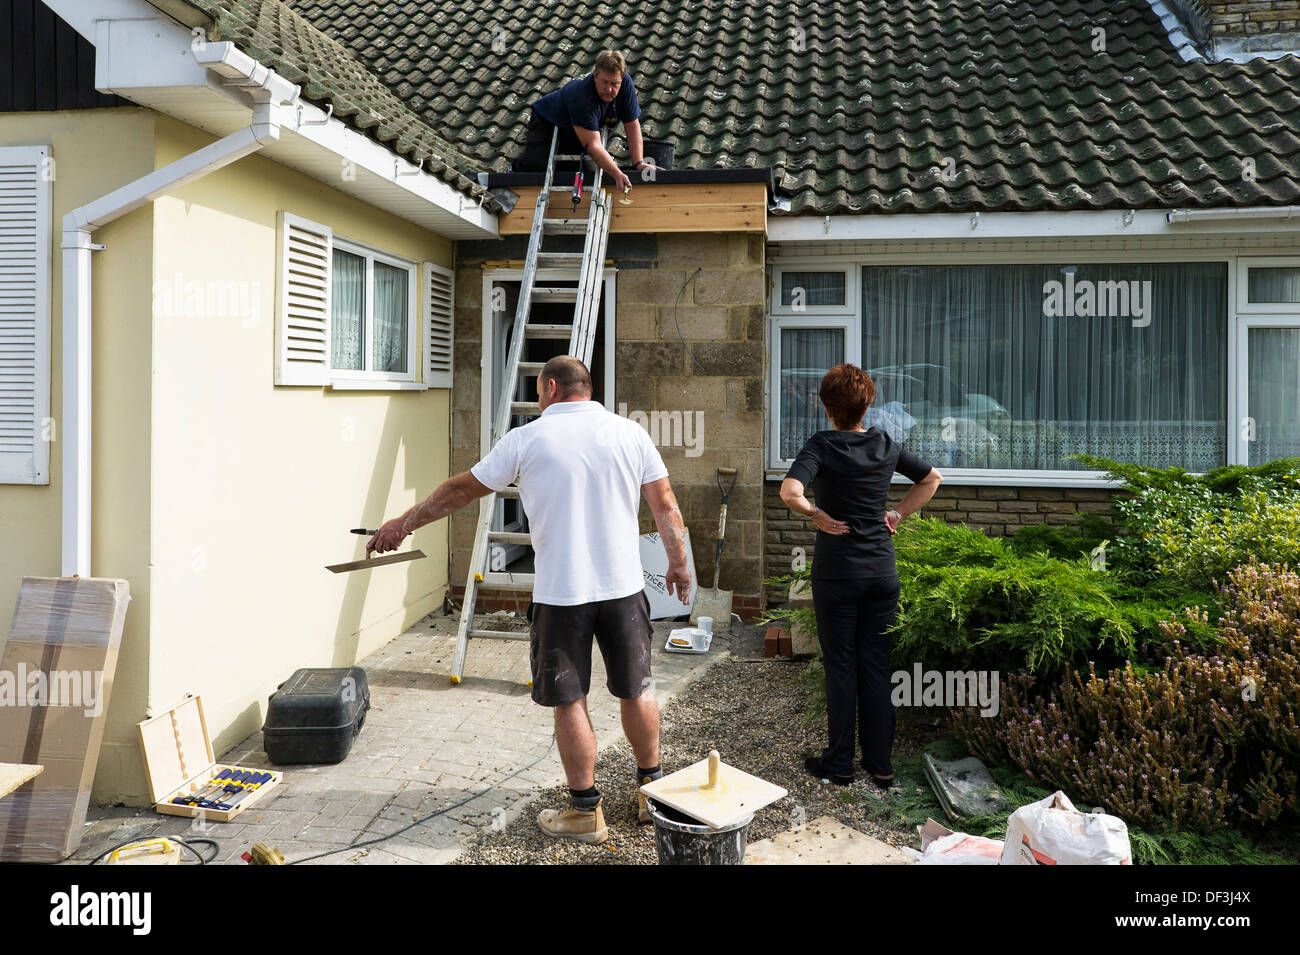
[691,468,737,632]
[325,528,426,574]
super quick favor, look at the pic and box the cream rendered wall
[0,108,157,806]
[118,115,455,805]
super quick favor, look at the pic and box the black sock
[569,785,600,810]
[637,765,663,783]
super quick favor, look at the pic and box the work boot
[537,797,608,843]
[636,771,663,824]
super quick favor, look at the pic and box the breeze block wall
[450,230,768,618]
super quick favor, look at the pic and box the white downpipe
[60,50,299,577]
[1167,205,1300,223]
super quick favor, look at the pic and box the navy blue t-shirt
[532,72,640,131]
[785,428,933,580]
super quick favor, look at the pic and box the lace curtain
[859,262,1229,471]
[1248,327,1300,465]
[331,249,364,370]
[779,327,843,459]
[373,261,408,373]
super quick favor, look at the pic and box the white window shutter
[424,261,454,388]
[0,146,52,485]
[276,210,332,385]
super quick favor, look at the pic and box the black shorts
[526,591,654,706]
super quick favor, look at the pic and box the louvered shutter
[424,261,454,388]
[275,211,332,385]
[0,146,52,485]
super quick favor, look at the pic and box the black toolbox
[263,667,369,764]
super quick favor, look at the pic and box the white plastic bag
[1000,791,1132,865]
[917,830,1004,865]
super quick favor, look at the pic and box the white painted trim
[768,208,1300,243]
[328,380,429,391]
[1234,314,1300,464]
[769,264,856,316]
[330,235,419,383]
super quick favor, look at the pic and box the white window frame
[327,236,420,386]
[478,267,619,455]
[767,248,1248,483]
[769,264,856,316]
[1237,256,1300,314]
[767,316,858,470]
[1233,255,1300,464]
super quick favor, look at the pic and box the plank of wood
[500,182,768,234]
[0,763,44,800]
[640,753,787,829]
[325,550,427,574]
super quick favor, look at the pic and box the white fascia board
[768,207,1300,243]
[38,0,164,44]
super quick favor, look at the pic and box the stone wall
[1206,0,1300,35]
[450,230,768,617]
[762,481,1120,604]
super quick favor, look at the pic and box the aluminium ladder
[449,126,615,684]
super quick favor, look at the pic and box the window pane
[781,271,845,307]
[780,328,843,459]
[1248,327,1300,465]
[861,263,1227,471]
[373,261,409,373]
[1247,267,1300,304]
[331,249,364,370]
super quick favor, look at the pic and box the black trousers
[511,110,595,177]
[810,574,901,777]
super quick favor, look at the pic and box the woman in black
[780,364,942,789]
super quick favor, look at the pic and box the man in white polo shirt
[367,356,691,843]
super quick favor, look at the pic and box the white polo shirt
[470,400,669,606]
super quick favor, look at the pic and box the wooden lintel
[499,181,768,235]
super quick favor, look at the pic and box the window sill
[328,380,428,391]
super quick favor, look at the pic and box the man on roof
[510,49,656,194]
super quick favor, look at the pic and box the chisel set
[170,767,274,811]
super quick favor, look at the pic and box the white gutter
[768,206,1300,243]
[1167,205,1300,223]
[60,45,299,577]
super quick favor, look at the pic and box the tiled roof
[285,0,1300,217]
[160,0,504,214]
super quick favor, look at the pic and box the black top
[531,72,641,131]
[785,428,933,580]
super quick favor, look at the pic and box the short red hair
[819,364,875,429]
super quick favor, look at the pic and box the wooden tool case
[137,695,280,823]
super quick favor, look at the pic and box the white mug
[697,616,713,634]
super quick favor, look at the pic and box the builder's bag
[1000,790,1132,865]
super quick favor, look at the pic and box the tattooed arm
[367,471,493,555]
[642,477,693,604]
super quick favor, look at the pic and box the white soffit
[80,5,497,240]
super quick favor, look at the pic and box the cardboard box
[0,577,130,862]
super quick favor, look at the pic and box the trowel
[325,528,426,574]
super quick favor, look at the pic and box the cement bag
[917,830,1004,865]
[1000,791,1132,865]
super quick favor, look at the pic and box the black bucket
[641,137,675,170]
[647,798,752,865]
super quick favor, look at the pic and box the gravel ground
[456,654,949,865]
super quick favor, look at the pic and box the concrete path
[68,610,749,865]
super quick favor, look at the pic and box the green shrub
[950,562,1300,833]
[891,518,1216,674]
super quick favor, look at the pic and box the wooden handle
[708,750,720,789]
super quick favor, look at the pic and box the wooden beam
[499,182,768,235]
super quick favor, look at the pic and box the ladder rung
[543,218,589,235]
[532,287,580,302]
[479,572,535,590]
[509,401,541,416]
[518,361,545,375]
[487,531,532,544]
[467,629,529,642]
[537,252,584,267]
[496,486,521,499]
[524,324,573,339]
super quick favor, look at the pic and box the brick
[687,341,764,377]
[616,268,653,304]
[663,306,730,340]
[765,628,780,657]
[997,500,1038,512]
[965,511,1004,524]
[1064,488,1115,501]
[654,376,728,412]
[976,487,1019,499]
[1020,488,1066,500]
[618,303,658,339]
[1076,502,1115,514]
[657,233,730,268]
[1035,501,1081,513]
[691,269,765,306]
[615,341,687,378]
[777,630,793,657]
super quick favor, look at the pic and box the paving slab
[67,610,756,865]
[744,816,915,865]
